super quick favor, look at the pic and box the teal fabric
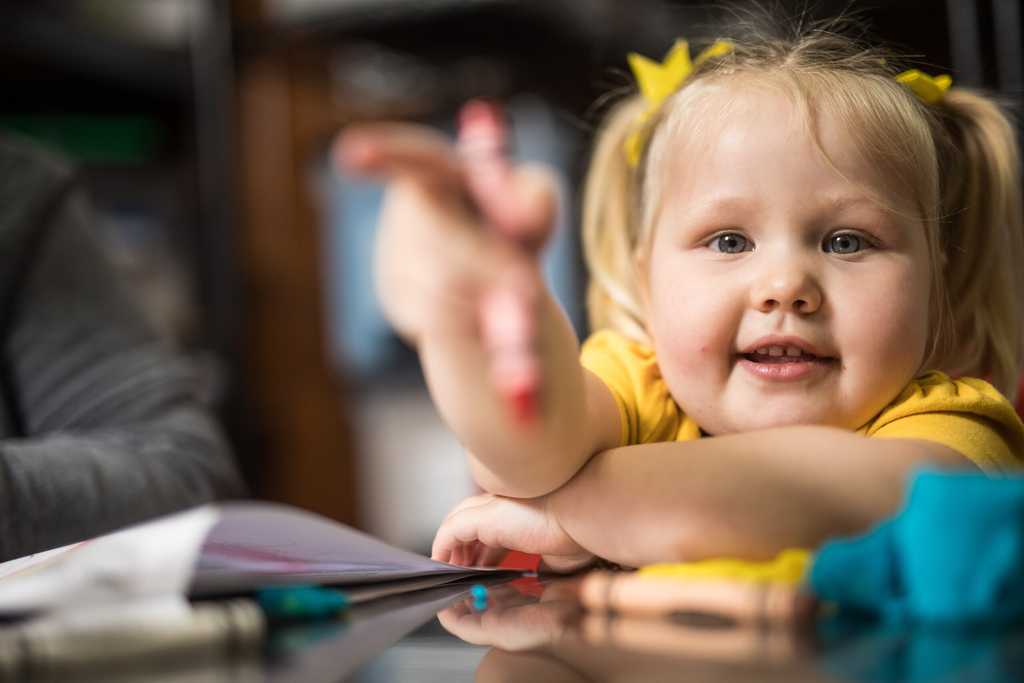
[810,471,1024,625]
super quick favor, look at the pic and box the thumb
[479,163,557,253]
[458,100,557,252]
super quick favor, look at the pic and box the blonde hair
[582,20,1024,401]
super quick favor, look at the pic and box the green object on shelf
[0,115,164,164]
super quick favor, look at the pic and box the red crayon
[457,100,540,424]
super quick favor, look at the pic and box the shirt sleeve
[580,330,685,446]
[862,371,1024,473]
[0,185,246,560]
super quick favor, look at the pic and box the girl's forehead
[651,80,918,217]
[664,84,830,166]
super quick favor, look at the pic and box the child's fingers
[432,498,502,562]
[466,162,558,252]
[465,541,484,567]
[451,541,483,567]
[338,114,558,248]
[435,540,506,568]
[451,542,471,567]
[435,500,487,565]
[334,123,463,192]
[447,540,501,568]
[458,100,557,251]
[480,163,559,251]
[433,496,503,564]
[373,185,543,343]
[433,521,468,564]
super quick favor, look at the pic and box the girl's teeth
[747,345,821,360]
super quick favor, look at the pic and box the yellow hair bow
[896,69,953,104]
[624,39,734,167]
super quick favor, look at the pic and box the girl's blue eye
[710,233,749,254]
[824,232,864,254]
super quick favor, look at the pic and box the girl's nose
[749,269,822,315]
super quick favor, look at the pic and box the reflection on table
[3,574,1022,682]
[435,576,1024,683]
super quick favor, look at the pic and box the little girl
[339,19,1024,571]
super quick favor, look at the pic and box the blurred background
[1,0,1018,554]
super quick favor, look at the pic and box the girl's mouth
[737,349,837,381]
[741,350,835,382]
[742,351,820,363]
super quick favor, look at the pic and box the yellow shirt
[580,330,1024,473]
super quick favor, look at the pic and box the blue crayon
[256,585,350,620]
[470,584,488,610]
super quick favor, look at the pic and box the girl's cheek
[647,261,739,367]
[650,299,731,373]
[834,270,929,370]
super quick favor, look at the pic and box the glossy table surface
[336,577,1024,683]
[29,574,1024,682]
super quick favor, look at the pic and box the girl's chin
[711,404,848,434]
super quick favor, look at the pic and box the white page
[0,506,219,615]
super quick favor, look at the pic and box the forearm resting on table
[419,294,602,498]
[548,425,973,568]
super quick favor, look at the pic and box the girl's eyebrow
[824,194,898,217]
[687,194,883,218]
[692,193,883,209]
[684,195,759,218]
[671,193,902,228]
[825,195,918,234]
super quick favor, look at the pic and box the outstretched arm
[340,120,620,497]
[421,307,621,498]
[0,167,244,560]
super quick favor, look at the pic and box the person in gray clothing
[0,133,246,560]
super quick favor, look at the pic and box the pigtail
[582,95,651,342]
[935,89,1024,401]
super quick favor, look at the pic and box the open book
[192,501,519,598]
[0,502,520,615]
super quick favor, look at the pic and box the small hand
[432,493,595,573]
[335,118,556,350]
